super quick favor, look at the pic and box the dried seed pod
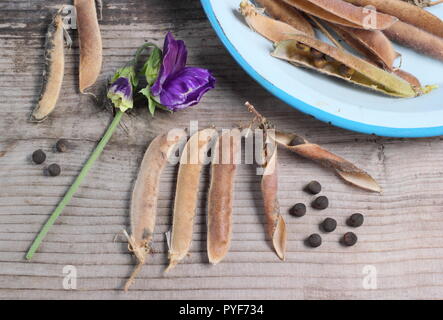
[239,0,307,43]
[31,12,65,122]
[384,20,443,61]
[255,0,316,37]
[75,0,102,92]
[329,24,399,70]
[261,144,287,260]
[344,0,443,38]
[271,35,419,97]
[282,0,398,30]
[124,130,187,291]
[393,69,422,90]
[273,130,381,192]
[167,129,217,272]
[207,130,241,265]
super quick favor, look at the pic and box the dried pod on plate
[281,0,398,30]
[271,35,421,97]
[239,0,307,42]
[255,0,316,37]
[344,0,443,38]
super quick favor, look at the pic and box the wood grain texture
[1,0,443,300]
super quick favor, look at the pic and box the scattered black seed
[342,232,358,246]
[47,163,61,177]
[347,213,364,228]
[312,195,328,210]
[55,139,69,153]
[32,149,46,164]
[321,218,337,233]
[288,135,305,146]
[305,180,321,194]
[306,234,322,248]
[289,203,306,217]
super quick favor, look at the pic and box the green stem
[26,110,125,260]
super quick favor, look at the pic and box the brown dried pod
[345,0,443,38]
[329,24,399,70]
[271,35,419,97]
[384,20,443,61]
[167,129,217,272]
[207,130,241,265]
[75,0,102,92]
[239,0,307,43]
[282,0,398,30]
[273,130,381,192]
[31,12,66,122]
[123,130,187,291]
[255,0,316,37]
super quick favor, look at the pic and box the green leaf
[140,86,156,116]
[142,47,162,86]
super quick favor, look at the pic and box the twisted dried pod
[274,130,381,192]
[31,12,66,122]
[261,141,287,260]
[282,0,398,30]
[123,130,187,291]
[329,24,399,70]
[344,0,443,38]
[207,130,241,264]
[271,35,420,97]
[240,0,306,42]
[384,21,443,61]
[167,128,217,272]
[75,0,102,92]
[255,0,316,37]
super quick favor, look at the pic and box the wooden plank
[0,0,443,300]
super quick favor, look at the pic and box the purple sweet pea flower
[107,76,134,112]
[151,32,215,111]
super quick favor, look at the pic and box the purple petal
[109,77,132,100]
[151,32,187,96]
[159,67,215,111]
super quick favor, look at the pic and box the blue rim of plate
[200,0,443,138]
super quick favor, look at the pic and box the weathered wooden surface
[1,0,443,300]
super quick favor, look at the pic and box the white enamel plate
[201,0,443,137]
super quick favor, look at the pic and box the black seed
[312,195,328,210]
[347,213,364,228]
[32,149,46,164]
[342,232,358,246]
[307,234,322,248]
[305,180,321,194]
[55,139,69,153]
[47,163,61,177]
[289,203,306,217]
[288,135,306,146]
[321,218,337,232]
